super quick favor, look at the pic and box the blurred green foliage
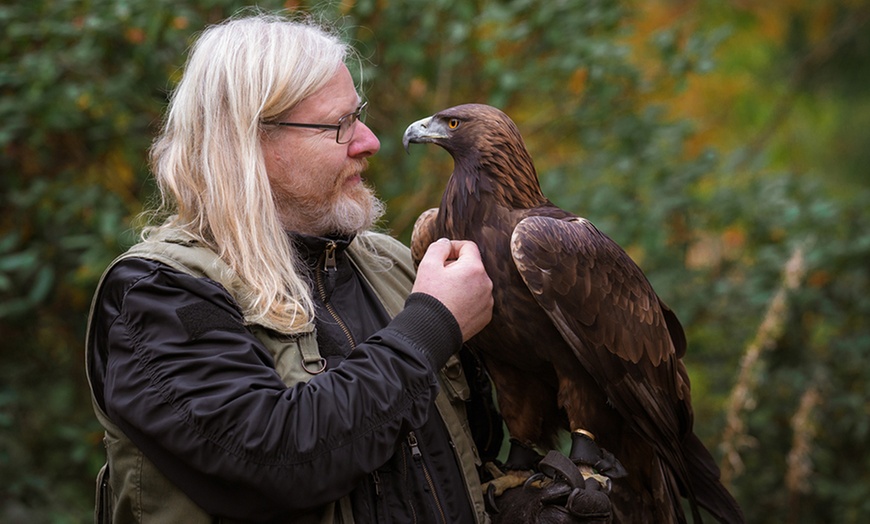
[2,0,868,522]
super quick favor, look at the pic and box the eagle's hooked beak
[402,115,449,154]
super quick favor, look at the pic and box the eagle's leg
[557,371,627,489]
[569,429,627,487]
[480,439,542,499]
[504,437,544,470]
[478,363,555,500]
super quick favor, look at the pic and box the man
[85,12,610,523]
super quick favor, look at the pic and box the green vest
[85,229,490,523]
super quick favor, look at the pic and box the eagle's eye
[448,118,460,129]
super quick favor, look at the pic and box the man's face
[261,64,382,236]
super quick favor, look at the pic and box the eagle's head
[402,103,523,158]
[402,104,543,207]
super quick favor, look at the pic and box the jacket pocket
[439,354,470,402]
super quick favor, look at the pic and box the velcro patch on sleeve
[176,301,246,340]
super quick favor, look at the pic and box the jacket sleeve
[95,258,462,521]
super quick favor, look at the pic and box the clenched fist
[412,238,493,341]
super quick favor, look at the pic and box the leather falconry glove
[489,450,613,524]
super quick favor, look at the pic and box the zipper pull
[372,470,381,496]
[323,241,337,272]
[407,431,422,459]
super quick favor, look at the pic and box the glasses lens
[336,103,366,144]
[337,117,353,144]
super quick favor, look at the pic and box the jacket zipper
[407,431,448,524]
[399,435,419,523]
[317,241,380,521]
[316,240,356,350]
[372,470,381,497]
[370,469,383,522]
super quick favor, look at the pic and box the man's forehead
[291,68,360,120]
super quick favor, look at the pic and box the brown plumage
[403,104,744,524]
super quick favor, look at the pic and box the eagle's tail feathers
[683,432,746,524]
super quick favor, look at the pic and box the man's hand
[412,238,493,341]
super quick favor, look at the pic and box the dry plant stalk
[719,245,807,487]
[786,383,821,495]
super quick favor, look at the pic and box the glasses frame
[264,101,367,144]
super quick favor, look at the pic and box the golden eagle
[403,104,743,524]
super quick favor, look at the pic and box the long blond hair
[145,12,349,333]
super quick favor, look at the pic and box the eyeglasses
[263,101,368,144]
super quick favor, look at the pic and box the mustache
[345,158,370,179]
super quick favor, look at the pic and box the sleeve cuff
[386,292,463,372]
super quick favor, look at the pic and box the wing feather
[510,215,692,444]
[410,207,439,269]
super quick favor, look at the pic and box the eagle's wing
[410,207,439,269]
[510,215,692,447]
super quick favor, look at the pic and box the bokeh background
[2,0,869,522]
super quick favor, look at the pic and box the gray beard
[310,185,386,236]
[277,183,386,236]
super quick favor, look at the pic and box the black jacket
[87,233,488,523]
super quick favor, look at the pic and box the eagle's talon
[523,472,545,489]
[485,483,500,514]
